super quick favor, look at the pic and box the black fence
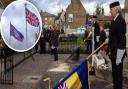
[0,47,36,85]
[58,36,86,53]
[0,48,14,84]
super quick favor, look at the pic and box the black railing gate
[0,48,13,84]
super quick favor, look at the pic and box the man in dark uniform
[92,16,100,50]
[109,1,126,89]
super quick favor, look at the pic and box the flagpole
[39,23,40,34]
[38,23,40,40]
[9,22,11,46]
[25,3,28,49]
[9,33,11,46]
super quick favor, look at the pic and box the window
[49,17,52,21]
[45,17,47,20]
[68,14,73,22]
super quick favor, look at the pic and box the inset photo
[0,0,42,52]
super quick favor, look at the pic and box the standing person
[109,1,126,89]
[45,27,51,52]
[92,16,100,50]
[50,26,60,61]
[83,28,92,54]
[35,33,39,53]
[39,28,46,54]
[99,25,107,44]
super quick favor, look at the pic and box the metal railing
[0,48,14,84]
[58,36,86,53]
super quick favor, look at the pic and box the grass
[59,37,84,45]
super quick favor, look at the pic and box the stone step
[95,69,128,88]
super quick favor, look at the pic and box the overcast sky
[30,0,125,15]
[1,0,41,52]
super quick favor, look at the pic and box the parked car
[68,27,86,36]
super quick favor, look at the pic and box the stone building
[122,0,128,23]
[66,0,86,29]
[0,0,14,9]
[40,11,56,28]
[0,0,15,18]
[55,10,66,30]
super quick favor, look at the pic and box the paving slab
[0,53,127,89]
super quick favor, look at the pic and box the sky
[30,0,125,16]
[0,0,42,52]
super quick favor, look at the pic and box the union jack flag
[25,8,39,27]
[58,82,67,89]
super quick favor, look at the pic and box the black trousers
[52,48,58,61]
[40,38,46,53]
[86,40,92,53]
[111,53,124,89]
[94,41,99,50]
[35,42,39,52]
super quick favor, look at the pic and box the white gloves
[51,45,55,49]
[87,31,92,38]
[96,36,100,42]
[116,49,125,65]
[105,38,109,44]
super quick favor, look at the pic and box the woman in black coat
[50,26,60,61]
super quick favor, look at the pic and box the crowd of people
[35,25,63,61]
[84,1,127,89]
[35,1,127,89]
[84,15,107,54]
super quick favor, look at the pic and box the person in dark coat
[109,1,126,89]
[39,28,46,54]
[83,28,92,53]
[92,16,100,50]
[35,33,39,52]
[99,26,107,44]
[50,26,60,61]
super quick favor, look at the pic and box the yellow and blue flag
[53,60,90,89]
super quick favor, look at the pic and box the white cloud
[83,2,96,15]
[29,0,125,15]
[29,0,70,15]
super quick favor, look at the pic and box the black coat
[99,30,106,43]
[94,21,100,41]
[109,15,126,55]
[50,30,60,47]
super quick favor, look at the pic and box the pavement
[0,53,127,89]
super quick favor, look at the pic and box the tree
[101,7,104,15]
[95,5,104,15]
[95,5,101,15]
[104,21,111,29]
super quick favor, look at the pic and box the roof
[40,11,56,17]
[55,10,66,20]
[122,8,128,13]
[98,16,112,21]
